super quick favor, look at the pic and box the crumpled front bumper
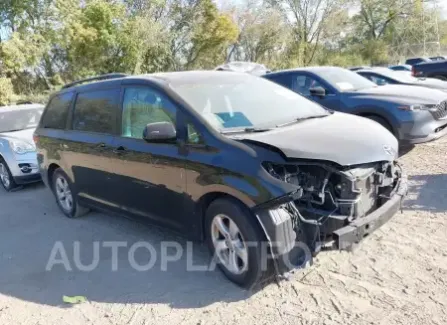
[333,174,408,250]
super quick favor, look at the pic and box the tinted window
[41,93,73,129]
[264,74,291,88]
[291,74,325,96]
[122,87,176,139]
[187,123,202,144]
[72,89,120,134]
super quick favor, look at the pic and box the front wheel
[51,168,89,218]
[205,198,272,288]
[0,159,17,191]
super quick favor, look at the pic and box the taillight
[411,66,415,76]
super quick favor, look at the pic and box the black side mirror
[143,121,176,142]
[309,86,326,98]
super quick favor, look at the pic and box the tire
[365,115,394,134]
[0,158,17,192]
[51,168,89,218]
[204,198,272,288]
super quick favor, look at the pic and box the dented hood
[231,112,398,166]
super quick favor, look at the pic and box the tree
[266,0,348,65]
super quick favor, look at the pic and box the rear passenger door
[65,88,121,207]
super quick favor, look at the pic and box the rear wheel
[205,198,272,288]
[0,159,17,191]
[52,168,89,218]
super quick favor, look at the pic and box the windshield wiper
[276,115,327,128]
[220,127,272,134]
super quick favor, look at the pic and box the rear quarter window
[40,92,74,129]
[72,89,120,134]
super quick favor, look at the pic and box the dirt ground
[0,137,446,325]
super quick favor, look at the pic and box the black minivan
[35,71,407,287]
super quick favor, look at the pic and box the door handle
[113,146,126,154]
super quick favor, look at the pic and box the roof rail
[62,73,128,89]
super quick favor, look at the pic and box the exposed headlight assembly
[398,104,438,111]
[10,140,36,154]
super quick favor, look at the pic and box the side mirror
[143,121,176,142]
[309,86,326,98]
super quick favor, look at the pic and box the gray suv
[263,67,447,144]
[0,104,44,191]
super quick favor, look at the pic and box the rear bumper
[333,175,408,250]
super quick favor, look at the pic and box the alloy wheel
[0,163,10,188]
[55,176,73,212]
[211,214,248,275]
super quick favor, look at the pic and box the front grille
[432,100,447,120]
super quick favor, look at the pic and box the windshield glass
[318,68,376,91]
[0,107,43,133]
[171,74,329,131]
[373,68,418,83]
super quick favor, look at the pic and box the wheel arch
[355,110,397,137]
[47,163,61,188]
[196,191,267,242]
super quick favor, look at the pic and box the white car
[0,104,44,191]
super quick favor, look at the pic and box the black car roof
[57,70,252,95]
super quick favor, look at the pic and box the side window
[291,74,324,96]
[122,87,176,139]
[72,89,120,134]
[187,123,202,144]
[266,74,292,88]
[40,92,73,129]
[370,75,389,85]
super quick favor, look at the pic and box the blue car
[263,66,447,144]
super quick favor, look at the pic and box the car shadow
[403,174,447,212]
[0,185,273,309]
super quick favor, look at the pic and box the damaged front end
[254,160,408,259]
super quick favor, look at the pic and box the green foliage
[0,0,445,101]
[0,77,14,106]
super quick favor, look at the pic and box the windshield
[373,68,418,83]
[171,74,329,131]
[0,107,43,133]
[318,68,376,92]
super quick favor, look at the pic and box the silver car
[0,104,44,191]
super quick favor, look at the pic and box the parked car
[35,72,407,287]
[0,104,44,191]
[348,66,370,71]
[405,57,432,66]
[214,61,271,76]
[412,60,447,80]
[263,66,447,144]
[389,64,412,72]
[429,56,446,61]
[356,67,447,91]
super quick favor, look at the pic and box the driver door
[110,85,187,230]
[289,73,340,111]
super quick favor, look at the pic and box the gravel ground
[0,137,446,325]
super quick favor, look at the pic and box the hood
[0,128,36,144]
[231,112,398,166]
[347,84,447,104]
